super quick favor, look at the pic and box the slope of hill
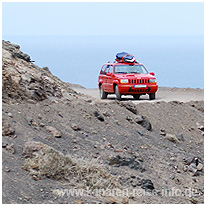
[2,40,204,204]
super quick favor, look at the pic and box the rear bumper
[118,84,158,94]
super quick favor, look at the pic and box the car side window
[108,65,113,73]
[104,65,110,75]
[100,65,106,74]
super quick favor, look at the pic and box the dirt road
[72,87,204,103]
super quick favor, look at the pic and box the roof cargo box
[116,52,136,63]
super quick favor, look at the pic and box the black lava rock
[141,179,155,191]
[93,111,104,122]
[108,155,145,172]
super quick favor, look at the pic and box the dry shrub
[23,142,120,190]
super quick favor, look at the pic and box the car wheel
[149,93,155,100]
[99,85,107,99]
[133,94,140,100]
[115,85,121,101]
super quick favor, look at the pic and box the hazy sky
[2,2,204,36]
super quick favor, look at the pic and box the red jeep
[98,53,158,100]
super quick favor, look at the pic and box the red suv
[98,53,158,100]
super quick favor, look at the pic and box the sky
[2,2,204,37]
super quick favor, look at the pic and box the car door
[106,65,114,92]
[103,65,110,91]
[99,65,107,91]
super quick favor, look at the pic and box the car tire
[133,94,140,100]
[149,93,155,100]
[99,85,107,99]
[115,85,121,101]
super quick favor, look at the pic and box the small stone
[7,112,13,118]
[75,200,84,204]
[169,173,175,180]
[5,167,11,172]
[170,157,176,161]
[141,179,155,190]
[108,155,121,165]
[197,124,204,131]
[183,165,188,172]
[24,196,29,200]
[138,116,152,131]
[192,178,197,182]
[107,143,114,149]
[72,139,77,143]
[185,157,199,166]
[176,133,184,141]
[165,133,178,143]
[32,175,39,181]
[190,198,198,204]
[197,163,203,171]
[5,143,15,154]
[126,115,133,122]
[103,111,110,117]
[137,130,144,136]
[135,115,143,123]
[160,130,166,136]
[31,121,38,126]
[71,123,80,131]
[188,163,197,176]
[86,99,92,103]
[108,196,117,204]
[39,123,45,127]
[27,99,36,104]
[122,197,129,204]
[45,126,62,138]
[37,114,42,119]
[100,145,105,150]
[93,111,104,122]
[26,117,33,124]
[175,178,181,185]
[114,149,123,153]
[2,142,8,148]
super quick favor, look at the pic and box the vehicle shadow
[106,94,160,102]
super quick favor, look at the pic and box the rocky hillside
[2,40,204,204]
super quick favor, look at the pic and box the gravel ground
[2,40,204,204]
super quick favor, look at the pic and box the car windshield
[114,65,148,74]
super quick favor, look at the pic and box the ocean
[2,35,204,89]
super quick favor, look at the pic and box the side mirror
[150,72,155,76]
[106,72,112,76]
